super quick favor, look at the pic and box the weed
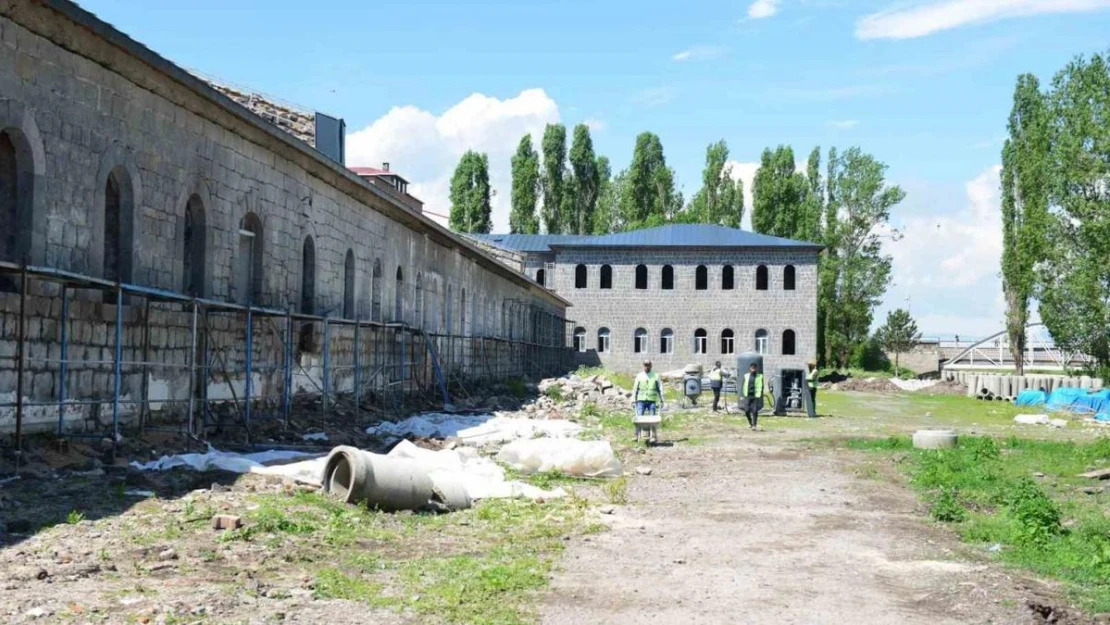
[66,510,85,525]
[930,488,967,522]
[605,475,629,504]
[313,567,385,603]
[506,377,528,399]
[545,385,564,402]
[580,401,600,418]
[1006,478,1062,546]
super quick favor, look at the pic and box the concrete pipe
[429,474,472,512]
[322,446,435,512]
[1093,378,1104,391]
[1081,375,1092,390]
[913,429,958,450]
[966,375,979,398]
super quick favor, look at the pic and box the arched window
[694,328,708,354]
[755,329,769,354]
[575,264,588,289]
[722,265,734,290]
[600,264,613,289]
[756,264,769,290]
[415,272,424,329]
[660,328,674,354]
[635,265,648,290]
[573,327,586,352]
[182,195,206,297]
[0,128,35,292]
[460,288,467,335]
[103,166,134,284]
[371,259,383,322]
[661,265,674,290]
[343,249,355,320]
[300,236,316,315]
[634,328,648,353]
[721,329,735,354]
[237,213,263,305]
[536,268,545,287]
[784,265,796,291]
[782,329,796,355]
[695,265,708,290]
[394,266,404,322]
[597,327,611,353]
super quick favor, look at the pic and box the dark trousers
[743,396,763,428]
[711,384,722,411]
[809,387,817,410]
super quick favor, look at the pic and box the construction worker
[708,361,727,412]
[741,362,766,430]
[632,359,664,425]
[807,361,819,412]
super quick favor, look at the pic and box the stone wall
[550,248,818,377]
[0,0,568,434]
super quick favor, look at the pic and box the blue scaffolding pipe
[56,286,69,437]
[322,319,331,414]
[244,306,254,427]
[111,284,123,442]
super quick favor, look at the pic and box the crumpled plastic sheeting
[496,438,623,478]
[130,447,315,474]
[366,413,584,445]
[386,440,565,501]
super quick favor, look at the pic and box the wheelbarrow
[633,410,661,444]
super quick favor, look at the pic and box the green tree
[817,147,839,366]
[875,308,921,376]
[751,146,809,238]
[1000,74,1050,375]
[568,124,599,235]
[448,151,492,234]
[802,146,823,241]
[541,124,567,234]
[594,161,626,235]
[620,132,681,229]
[823,147,905,367]
[509,135,540,234]
[1039,52,1110,373]
[685,140,744,227]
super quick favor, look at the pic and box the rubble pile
[533,374,634,414]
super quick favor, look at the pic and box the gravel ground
[540,430,1096,625]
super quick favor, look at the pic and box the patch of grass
[544,385,564,402]
[605,475,629,504]
[835,434,1110,611]
[314,567,389,604]
[505,377,529,399]
[66,509,85,525]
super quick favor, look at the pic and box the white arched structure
[942,323,1093,371]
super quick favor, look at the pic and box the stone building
[0,0,568,437]
[470,224,821,376]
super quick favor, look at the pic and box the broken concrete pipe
[912,429,958,450]
[321,446,470,513]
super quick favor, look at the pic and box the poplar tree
[751,146,808,238]
[686,140,744,227]
[1000,74,1050,375]
[620,132,681,228]
[509,135,540,234]
[568,124,600,235]
[541,124,567,234]
[448,151,492,234]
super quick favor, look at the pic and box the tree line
[449,126,905,368]
[1000,51,1110,376]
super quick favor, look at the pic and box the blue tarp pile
[1030,387,1110,421]
[1015,389,1047,406]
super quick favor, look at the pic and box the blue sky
[80,0,1110,339]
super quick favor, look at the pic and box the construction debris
[1078,468,1110,480]
[537,374,634,413]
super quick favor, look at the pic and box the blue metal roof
[466,233,587,253]
[470,224,820,252]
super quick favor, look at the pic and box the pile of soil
[829,377,900,393]
[920,379,968,396]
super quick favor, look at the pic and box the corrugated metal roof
[470,225,820,252]
[466,233,588,253]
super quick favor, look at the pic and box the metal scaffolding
[0,261,573,473]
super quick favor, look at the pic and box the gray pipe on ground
[322,446,436,512]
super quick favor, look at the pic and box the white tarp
[130,448,315,475]
[496,438,622,478]
[889,379,939,392]
[1014,414,1068,428]
[366,413,584,445]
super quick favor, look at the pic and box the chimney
[382,162,390,172]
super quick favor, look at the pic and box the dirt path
[540,431,1071,625]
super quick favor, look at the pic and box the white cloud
[672,45,727,62]
[828,119,860,129]
[346,89,560,231]
[630,86,677,107]
[856,0,1110,40]
[881,165,1006,336]
[583,118,606,132]
[748,0,781,19]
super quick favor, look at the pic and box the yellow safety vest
[708,368,723,382]
[742,373,764,398]
[808,368,818,389]
[634,371,661,403]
